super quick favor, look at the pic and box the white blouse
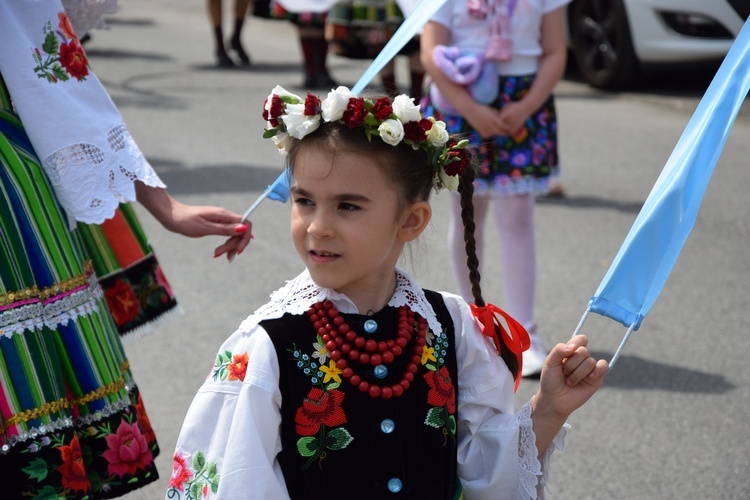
[0,0,164,225]
[168,269,567,499]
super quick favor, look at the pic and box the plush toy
[429,44,498,116]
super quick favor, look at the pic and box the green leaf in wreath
[296,436,320,457]
[325,428,354,451]
[210,477,220,493]
[424,407,446,429]
[207,462,218,479]
[42,30,59,55]
[263,128,279,139]
[21,457,49,481]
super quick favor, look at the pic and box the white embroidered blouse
[168,269,568,499]
[0,0,164,225]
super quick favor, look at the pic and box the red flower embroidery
[295,388,347,436]
[403,121,427,143]
[155,266,174,300]
[57,12,77,41]
[57,434,89,493]
[342,97,367,128]
[104,279,141,327]
[227,352,249,382]
[58,41,89,81]
[424,366,456,414]
[168,452,193,492]
[101,420,152,477]
[372,97,393,120]
[443,146,471,177]
[135,393,156,444]
[304,93,322,116]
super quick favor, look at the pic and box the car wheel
[569,0,640,89]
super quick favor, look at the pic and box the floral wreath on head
[262,85,471,191]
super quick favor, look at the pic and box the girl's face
[290,146,417,313]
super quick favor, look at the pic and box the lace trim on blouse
[62,0,119,35]
[41,123,165,224]
[517,400,569,499]
[246,268,445,336]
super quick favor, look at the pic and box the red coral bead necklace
[307,300,427,399]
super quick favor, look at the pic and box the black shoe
[216,49,235,67]
[230,37,251,65]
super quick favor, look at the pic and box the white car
[566,0,749,89]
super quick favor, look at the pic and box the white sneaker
[522,333,547,377]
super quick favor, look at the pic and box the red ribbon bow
[470,303,531,391]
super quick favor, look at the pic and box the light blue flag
[244,0,447,215]
[576,19,750,367]
[239,172,292,224]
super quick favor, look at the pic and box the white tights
[448,192,537,333]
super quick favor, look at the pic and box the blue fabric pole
[588,18,750,332]
[249,0,447,213]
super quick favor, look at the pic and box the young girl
[420,0,570,377]
[167,86,606,498]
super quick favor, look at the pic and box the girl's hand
[496,101,532,137]
[463,102,508,138]
[537,335,608,419]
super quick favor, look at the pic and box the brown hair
[285,119,521,379]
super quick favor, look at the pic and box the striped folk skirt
[0,103,161,496]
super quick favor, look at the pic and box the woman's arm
[135,181,252,260]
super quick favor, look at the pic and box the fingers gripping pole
[572,306,634,370]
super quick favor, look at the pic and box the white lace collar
[246,268,444,335]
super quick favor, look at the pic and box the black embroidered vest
[262,290,459,499]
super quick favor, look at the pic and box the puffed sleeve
[166,318,289,499]
[0,0,165,224]
[443,293,568,500]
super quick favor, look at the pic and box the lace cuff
[62,0,119,35]
[41,123,165,224]
[517,400,569,499]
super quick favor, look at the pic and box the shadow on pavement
[537,194,643,215]
[150,158,284,195]
[593,352,735,393]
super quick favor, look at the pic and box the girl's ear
[399,201,432,242]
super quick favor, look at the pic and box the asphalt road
[84,1,750,498]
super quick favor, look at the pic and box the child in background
[420,0,570,377]
[167,85,606,499]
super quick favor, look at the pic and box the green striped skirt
[0,105,159,496]
[326,0,416,59]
